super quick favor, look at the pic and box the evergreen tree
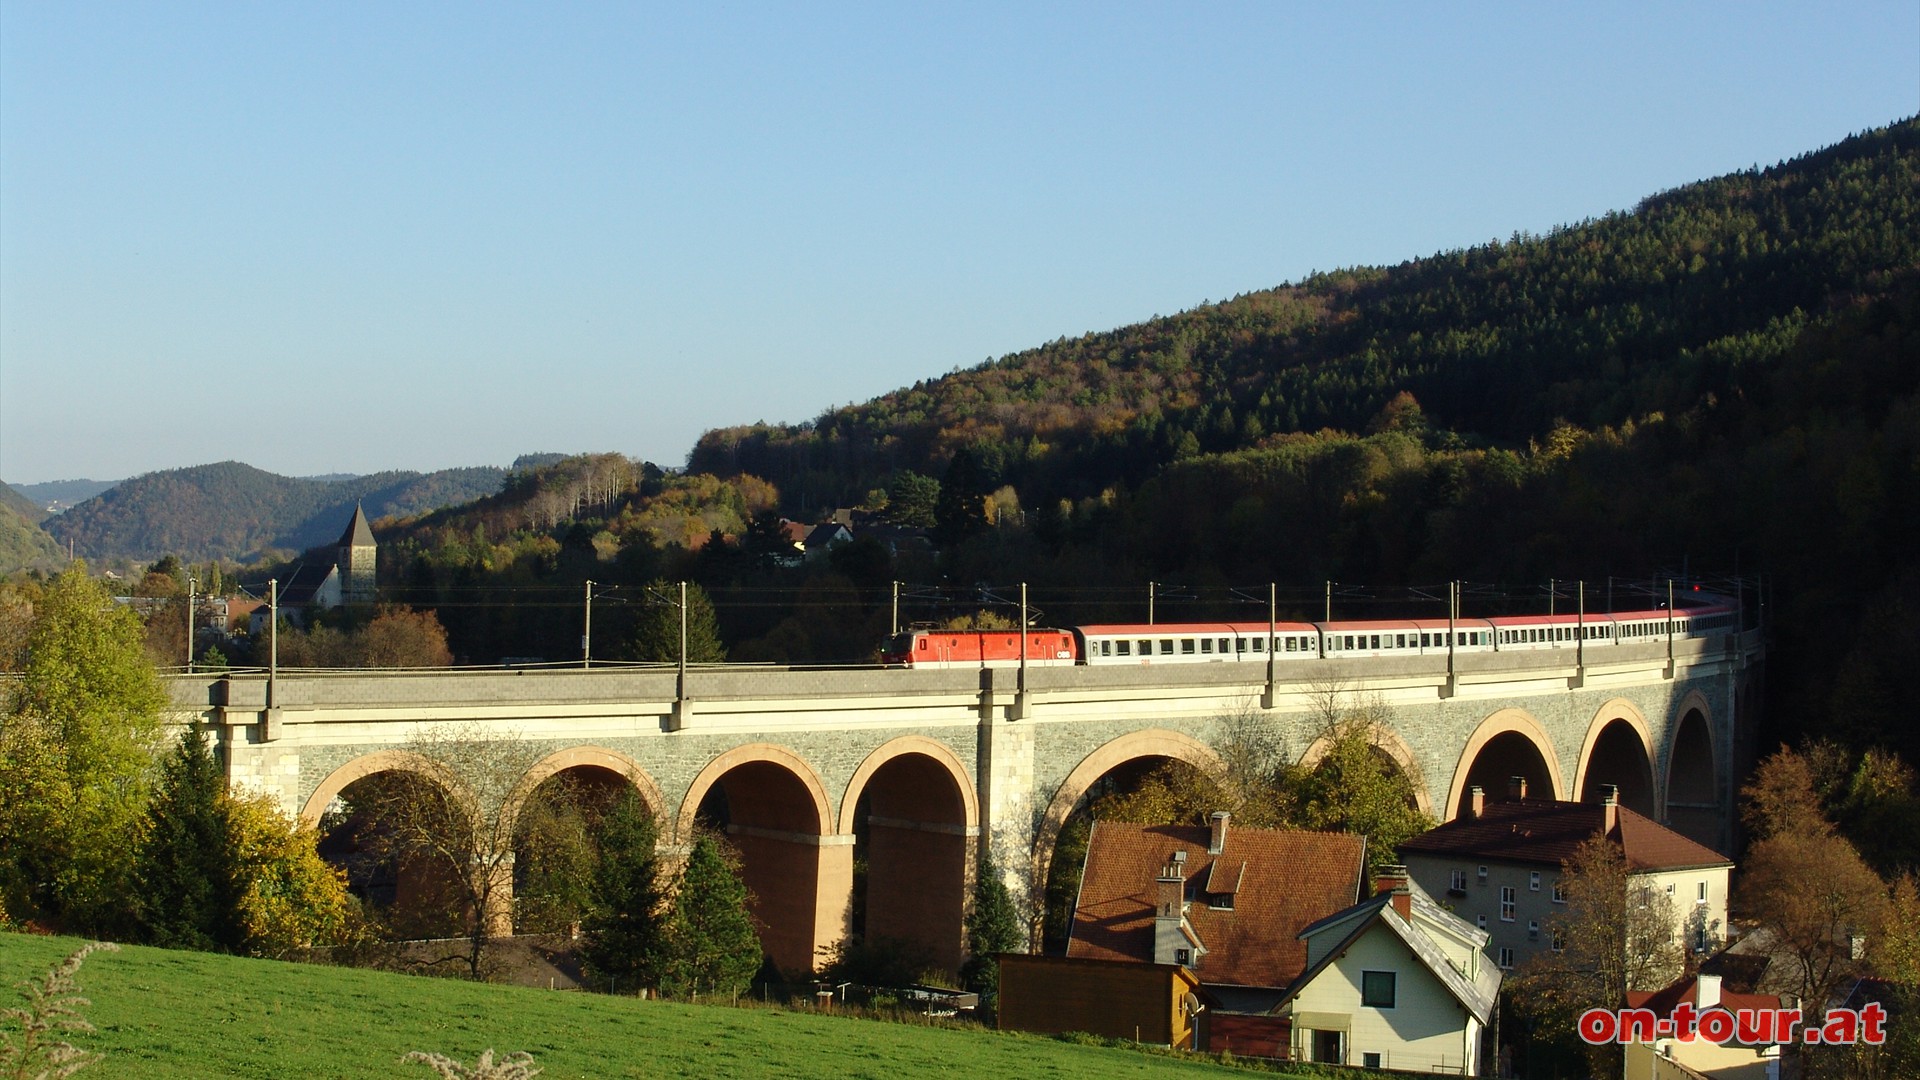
[933,448,988,545]
[660,835,761,997]
[628,580,727,663]
[959,855,1026,1011]
[577,791,669,992]
[134,727,242,951]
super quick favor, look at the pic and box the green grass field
[1,933,1306,1079]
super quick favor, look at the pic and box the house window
[1500,887,1516,922]
[1498,948,1514,970]
[1477,914,1487,930]
[1698,881,1708,904]
[1363,1052,1383,1069]
[1552,882,1567,904]
[1695,921,1709,953]
[1477,865,1488,883]
[1449,870,1468,894]
[1361,970,1396,1008]
[1529,871,1541,892]
[1528,920,1539,940]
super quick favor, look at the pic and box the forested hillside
[195,120,1920,763]
[692,120,1917,510]
[43,462,508,563]
[0,483,62,570]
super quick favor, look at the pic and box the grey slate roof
[338,503,375,547]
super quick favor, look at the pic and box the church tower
[337,503,377,604]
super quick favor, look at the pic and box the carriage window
[1395,634,1406,648]
[1285,637,1297,652]
[1181,638,1195,654]
[1235,638,1247,653]
[1201,638,1213,654]
[1100,640,1111,656]
[1160,639,1174,654]
[1116,640,1130,656]
[1138,639,1153,655]
[1251,638,1264,652]
[1369,635,1379,649]
[1218,637,1230,653]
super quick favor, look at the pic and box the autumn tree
[1515,834,1683,1078]
[1740,747,1889,1017]
[358,606,455,667]
[223,791,355,958]
[343,725,562,978]
[0,566,168,932]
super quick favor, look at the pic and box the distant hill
[42,461,508,563]
[0,482,47,526]
[8,477,118,514]
[0,482,63,571]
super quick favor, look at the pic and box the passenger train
[878,600,1739,669]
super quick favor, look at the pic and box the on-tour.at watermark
[1579,1004,1887,1046]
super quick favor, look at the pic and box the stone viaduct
[168,629,1763,978]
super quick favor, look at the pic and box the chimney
[1601,785,1619,832]
[1374,864,1413,922]
[1468,785,1485,820]
[1695,973,1721,1010]
[1508,775,1528,800]
[1154,850,1191,966]
[1208,811,1230,855]
[1156,850,1188,917]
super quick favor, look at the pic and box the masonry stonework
[167,631,1759,966]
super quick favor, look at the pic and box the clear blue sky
[2,2,1915,485]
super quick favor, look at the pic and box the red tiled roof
[1065,820,1365,990]
[1628,975,1782,1018]
[1398,798,1731,871]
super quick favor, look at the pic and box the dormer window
[1174,948,1191,965]
[1208,893,1234,911]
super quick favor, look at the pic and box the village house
[1623,972,1784,1080]
[999,813,1366,1055]
[1398,780,1733,973]
[1275,866,1501,1073]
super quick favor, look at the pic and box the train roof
[1075,621,1319,636]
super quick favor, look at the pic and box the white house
[1274,867,1501,1074]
